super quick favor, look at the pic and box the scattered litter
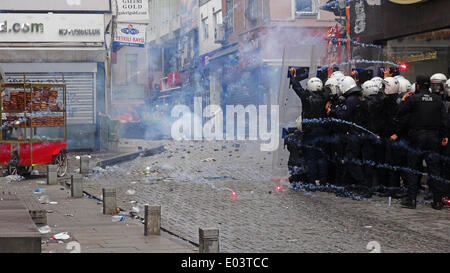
[36,181,46,185]
[131,206,140,213]
[202,158,216,162]
[92,166,105,174]
[49,201,58,205]
[126,189,136,195]
[364,226,372,229]
[97,201,103,205]
[112,215,125,222]
[38,195,50,204]
[129,200,137,204]
[53,232,70,240]
[5,175,24,182]
[38,225,51,234]
[34,189,46,194]
[75,156,80,160]
[193,248,198,251]
[31,170,39,176]
[65,214,74,217]
[144,166,151,175]
[47,210,54,213]
[131,181,137,185]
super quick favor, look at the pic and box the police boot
[431,195,443,210]
[400,197,416,209]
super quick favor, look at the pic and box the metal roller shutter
[4,72,95,124]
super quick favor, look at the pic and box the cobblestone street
[78,139,450,253]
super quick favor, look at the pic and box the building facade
[0,0,112,150]
[349,0,450,80]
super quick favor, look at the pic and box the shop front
[349,0,450,79]
[0,13,107,150]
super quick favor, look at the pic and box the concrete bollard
[47,165,58,185]
[144,205,161,236]
[71,174,83,198]
[102,188,116,215]
[29,209,47,225]
[80,156,90,175]
[199,228,219,253]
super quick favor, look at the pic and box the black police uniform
[360,93,386,195]
[290,77,330,185]
[382,93,408,196]
[397,88,448,208]
[330,87,366,193]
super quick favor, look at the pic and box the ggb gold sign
[389,0,428,4]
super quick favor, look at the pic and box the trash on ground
[38,225,52,234]
[202,158,216,162]
[5,175,24,182]
[132,206,140,213]
[36,181,46,185]
[47,210,54,213]
[126,189,136,195]
[49,201,58,205]
[75,156,80,160]
[53,232,70,240]
[38,195,50,204]
[364,226,372,229]
[65,214,74,217]
[31,170,39,176]
[92,166,105,174]
[34,188,46,194]
[112,215,125,222]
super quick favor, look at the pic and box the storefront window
[384,28,450,81]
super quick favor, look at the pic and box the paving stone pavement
[0,167,195,253]
[78,139,450,253]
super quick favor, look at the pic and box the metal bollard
[199,228,219,253]
[47,165,57,185]
[102,188,116,215]
[144,205,161,236]
[71,174,83,198]
[80,156,90,175]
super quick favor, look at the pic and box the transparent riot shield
[271,45,326,177]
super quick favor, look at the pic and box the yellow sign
[389,0,428,4]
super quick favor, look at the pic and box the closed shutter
[4,72,95,124]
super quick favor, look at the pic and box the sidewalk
[0,176,195,253]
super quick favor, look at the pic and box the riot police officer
[396,75,448,210]
[329,76,366,194]
[360,80,385,196]
[290,68,330,186]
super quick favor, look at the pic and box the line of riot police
[286,67,450,210]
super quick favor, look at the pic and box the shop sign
[114,23,146,47]
[0,14,104,43]
[406,51,437,62]
[389,0,429,4]
[117,0,149,22]
[0,0,110,11]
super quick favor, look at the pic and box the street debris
[65,214,74,217]
[112,215,125,222]
[92,166,105,174]
[202,158,216,162]
[31,170,39,176]
[36,180,46,185]
[126,189,136,195]
[53,232,70,240]
[34,188,46,194]
[5,175,24,183]
[38,225,51,234]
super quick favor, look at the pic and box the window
[225,0,234,33]
[246,0,259,23]
[213,10,223,39]
[202,17,209,40]
[296,0,317,16]
[126,54,138,84]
